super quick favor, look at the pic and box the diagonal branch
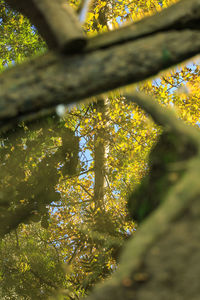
[83,91,200,300]
[5,0,86,52]
[85,159,200,300]
[87,0,200,51]
[1,29,200,131]
[1,0,200,131]
[125,92,200,148]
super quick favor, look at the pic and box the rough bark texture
[87,0,200,51]
[84,94,200,300]
[6,0,86,52]
[1,0,200,130]
[86,196,200,300]
[1,29,200,132]
[134,198,200,300]
[1,0,200,299]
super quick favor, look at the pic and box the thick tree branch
[1,1,200,298]
[5,0,86,52]
[83,93,200,300]
[1,29,200,131]
[6,0,200,52]
[87,0,200,51]
[85,161,200,300]
[0,0,200,131]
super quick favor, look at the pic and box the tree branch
[5,0,86,52]
[1,0,200,131]
[125,92,200,148]
[1,28,200,131]
[83,92,200,300]
[87,0,200,51]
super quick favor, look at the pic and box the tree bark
[5,0,86,52]
[1,0,200,130]
[1,0,200,298]
[1,29,200,132]
[84,93,200,300]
